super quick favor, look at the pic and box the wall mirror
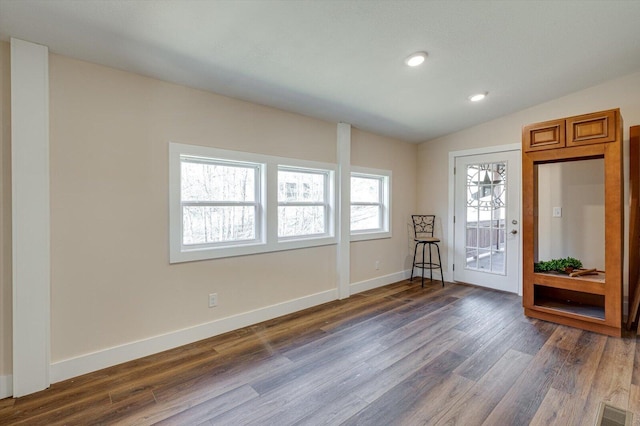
[536,158,605,271]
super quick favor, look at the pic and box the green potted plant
[534,257,583,274]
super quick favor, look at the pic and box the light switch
[552,207,562,217]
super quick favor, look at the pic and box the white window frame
[180,156,262,249]
[277,166,333,241]
[170,142,337,263]
[350,166,392,241]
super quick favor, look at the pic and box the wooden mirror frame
[522,109,623,336]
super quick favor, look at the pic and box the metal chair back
[412,215,436,240]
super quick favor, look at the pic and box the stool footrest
[413,262,441,269]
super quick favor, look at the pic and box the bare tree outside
[278,170,326,237]
[351,175,382,231]
[181,160,257,245]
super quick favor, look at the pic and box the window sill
[350,231,392,242]
[170,236,338,264]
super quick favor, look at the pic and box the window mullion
[278,202,326,207]
[181,201,258,207]
[350,202,382,206]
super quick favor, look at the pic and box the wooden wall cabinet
[522,118,565,152]
[522,108,623,336]
[566,109,617,146]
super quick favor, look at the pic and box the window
[278,167,331,238]
[181,158,260,246]
[350,167,391,241]
[170,143,337,263]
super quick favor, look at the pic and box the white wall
[418,70,640,297]
[0,42,418,387]
[350,129,417,286]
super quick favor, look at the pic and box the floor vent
[595,402,633,426]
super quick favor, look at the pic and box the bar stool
[410,215,444,288]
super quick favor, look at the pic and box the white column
[336,123,351,299]
[11,38,50,397]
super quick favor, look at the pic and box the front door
[453,150,521,293]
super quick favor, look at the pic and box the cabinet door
[523,119,565,152]
[566,110,617,146]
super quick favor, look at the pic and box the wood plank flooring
[1,280,639,425]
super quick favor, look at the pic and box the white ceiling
[2,0,640,143]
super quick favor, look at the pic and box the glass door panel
[464,162,507,275]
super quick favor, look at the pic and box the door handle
[510,229,518,235]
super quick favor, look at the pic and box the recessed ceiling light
[468,92,488,102]
[405,51,427,67]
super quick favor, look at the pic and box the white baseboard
[30,278,637,391]
[0,374,12,398]
[51,288,338,384]
[349,268,451,295]
[26,278,638,390]
[350,269,411,294]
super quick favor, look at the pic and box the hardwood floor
[1,280,638,425]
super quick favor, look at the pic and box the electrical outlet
[375,260,380,270]
[208,293,218,308]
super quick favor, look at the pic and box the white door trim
[448,143,522,295]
